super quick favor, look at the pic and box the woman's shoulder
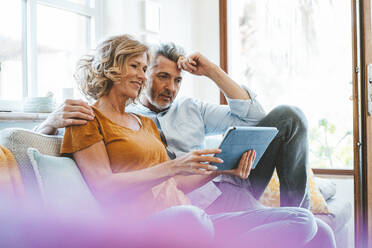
[91,105,106,119]
[90,106,115,126]
[134,114,151,124]
[63,105,105,135]
[66,106,100,132]
[134,114,157,129]
[136,114,152,123]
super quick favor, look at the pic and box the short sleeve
[60,118,103,154]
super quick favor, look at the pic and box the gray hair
[149,43,185,67]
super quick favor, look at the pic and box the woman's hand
[169,148,223,176]
[219,150,256,179]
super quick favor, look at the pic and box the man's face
[143,55,182,112]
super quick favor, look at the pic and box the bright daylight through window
[0,0,98,109]
[0,0,23,101]
[228,0,353,169]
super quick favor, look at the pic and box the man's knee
[271,105,308,134]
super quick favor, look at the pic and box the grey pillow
[314,177,337,201]
[0,128,63,202]
[27,148,99,211]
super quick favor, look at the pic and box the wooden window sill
[312,168,354,177]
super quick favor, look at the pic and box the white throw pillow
[27,148,99,212]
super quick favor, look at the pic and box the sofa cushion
[315,197,352,233]
[0,128,62,201]
[259,169,330,214]
[27,148,99,211]
[314,176,337,201]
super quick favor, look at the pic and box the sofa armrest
[0,128,62,201]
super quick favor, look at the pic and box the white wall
[102,0,144,38]
[190,0,220,104]
[101,0,220,104]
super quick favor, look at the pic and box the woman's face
[114,53,148,100]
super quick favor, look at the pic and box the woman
[60,34,334,248]
[61,34,254,217]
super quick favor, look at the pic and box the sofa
[0,128,353,248]
[205,135,353,248]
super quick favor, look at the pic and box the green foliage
[309,118,353,169]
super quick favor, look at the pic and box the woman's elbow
[85,174,118,203]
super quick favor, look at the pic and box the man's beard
[149,89,173,111]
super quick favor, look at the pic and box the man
[37,43,309,210]
[34,42,338,248]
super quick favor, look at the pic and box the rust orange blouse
[60,106,189,216]
[60,106,169,172]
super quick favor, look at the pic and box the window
[227,0,353,169]
[0,0,101,110]
[0,0,23,102]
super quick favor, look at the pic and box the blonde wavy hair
[74,34,149,103]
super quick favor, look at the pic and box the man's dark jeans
[248,105,310,208]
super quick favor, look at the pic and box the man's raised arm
[35,99,95,135]
[177,52,250,100]
[178,52,266,135]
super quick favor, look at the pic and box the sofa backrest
[0,128,62,202]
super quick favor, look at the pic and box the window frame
[218,0,354,175]
[0,0,102,111]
